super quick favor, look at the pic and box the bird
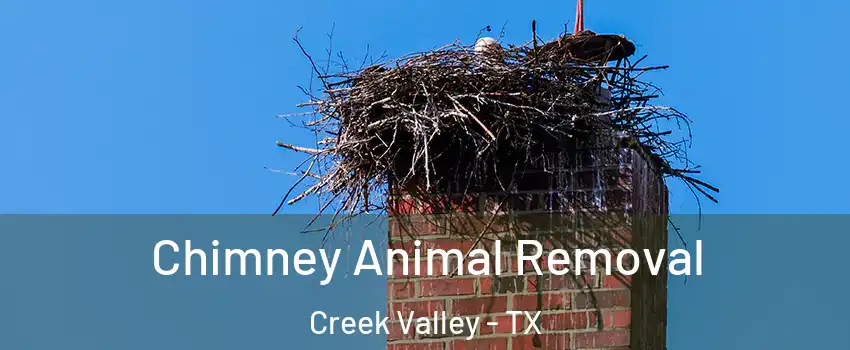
[474,37,500,55]
[472,37,505,69]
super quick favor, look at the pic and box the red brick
[451,297,507,316]
[609,230,632,246]
[391,300,446,320]
[514,257,539,275]
[479,277,493,295]
[510,335,536,349]
[501,255,511,274]
[406,194,478,214]
[391,239,471,257]
[490,276,525,294]
[527,274,596,292]
[386,152,669,350]
[421,239,475,254]
[540,333,571,349]
[603,274,631,289]
[387,341,445,350]
[573,330,630,348]
[573,290,630,309]
[511,334,570,349]
[449,337,507,350]
[389,282,416,300]
[387,199,416,215]
[465,253,509,275]
[389,216,442,238]
[514,255,571,275]
[601,310,631,328]
[390,196,480,215]
[482,315,521,335]
[542,311,590,331]
[512,293,569,311]
[387,322,415,342]
[391,258,453,278]
[420,279,475,297]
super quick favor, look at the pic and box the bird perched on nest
[472,37,505,68]
[474,37,500,54]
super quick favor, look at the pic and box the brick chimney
[385,136,669,350]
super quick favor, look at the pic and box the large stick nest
[277,29,717,227]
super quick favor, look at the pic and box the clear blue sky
[1,1,849,349]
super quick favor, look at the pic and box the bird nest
[277,30,717,230]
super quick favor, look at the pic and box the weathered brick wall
[386,145,668,350]
[626,149,669,350]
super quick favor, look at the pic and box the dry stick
[276,142,324,155]
[279,35,714,243]
[532,20,538,54]
[293,28,331,93]
[287,175,331,205]
[273,159,317,216]
[448,198,508,278]
[422,131,431,190]
[449,96,497,141]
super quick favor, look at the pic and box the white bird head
[474,37,500,55]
